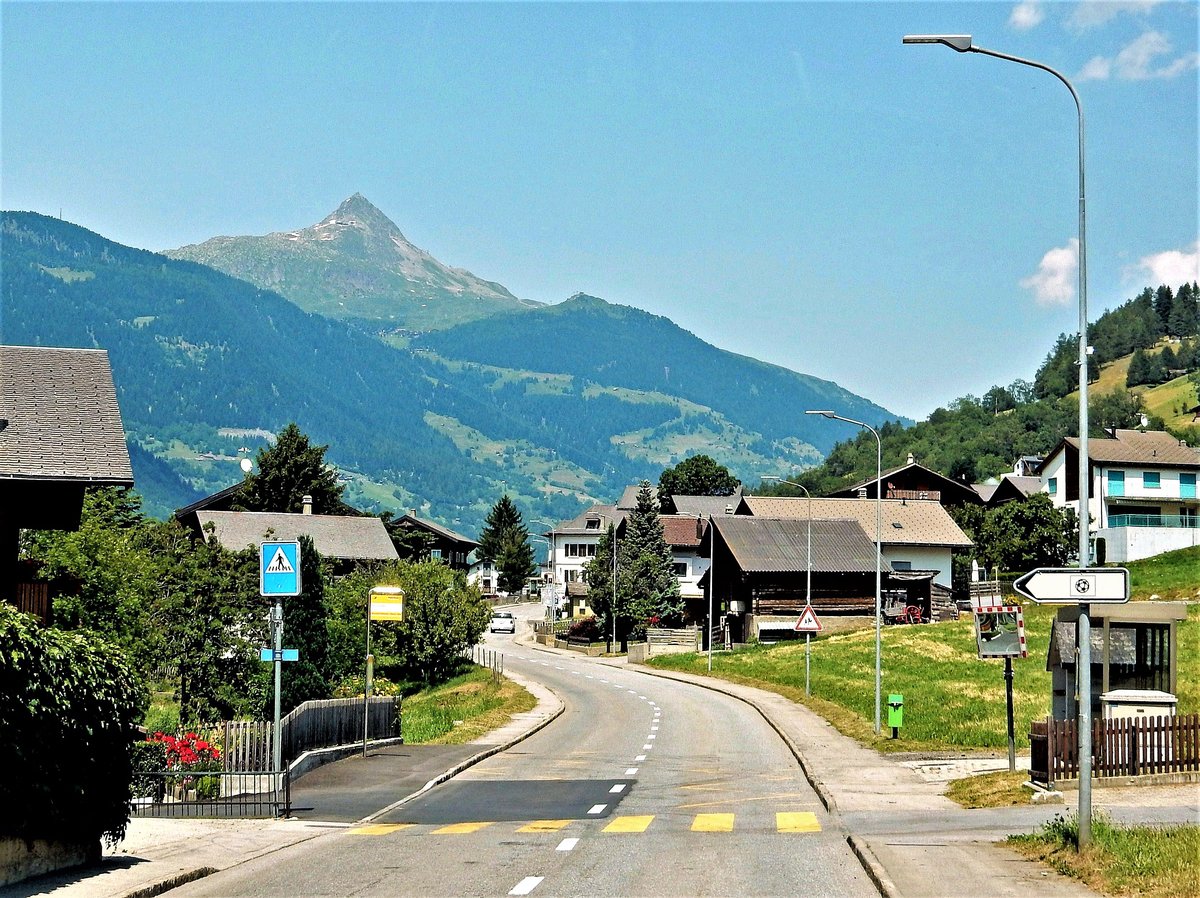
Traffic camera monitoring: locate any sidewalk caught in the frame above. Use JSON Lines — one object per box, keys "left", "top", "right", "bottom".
{"left": 13, "top": 665, "right": 561, "bottom": 898}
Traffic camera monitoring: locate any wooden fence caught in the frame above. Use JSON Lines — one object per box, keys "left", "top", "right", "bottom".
{"left": 1030, "top": 713, "right": 1200, "bottom": 786}
{"left": 281, "top": 696, "right": 399, "bottom": 763}
{"left": 646, "top": 627, "right": 701, "bottom": 656}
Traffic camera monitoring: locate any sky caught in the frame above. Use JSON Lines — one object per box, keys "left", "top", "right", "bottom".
{"left": 2, "top": 1, "right": 1197, "bottom": 420}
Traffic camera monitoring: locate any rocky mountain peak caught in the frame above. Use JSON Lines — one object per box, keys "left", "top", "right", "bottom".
{"left": 320, "top": 193, "right": 406, "bottom": 241}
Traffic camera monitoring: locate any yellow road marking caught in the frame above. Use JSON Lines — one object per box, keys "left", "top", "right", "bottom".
{"left": 347, "top": 824, "right": 414, "bottom": 835}
{"left": 432, "top": 822, "right": 493, "bottom": 834}
{"left": 691, "top": 813, "right": 734, "bottom": 832}
{"left": 517, "top": 820, "right": 573, "bottom": 833}
{"left": 603, "top": 815, "right": 654, "bottom": 833}
{"left": 777, "top": 812, "right": 821, "bottom": 833}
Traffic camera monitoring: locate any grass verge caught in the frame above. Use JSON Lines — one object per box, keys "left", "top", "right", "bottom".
{"left": 1008, "top": 813, "right": 1200, "bottom": 898}
{"left": 945, "top": 770, "right": 1034, "bottom": 808}
{"left": 402, "top": 667, "right": 535, "bottom": 745}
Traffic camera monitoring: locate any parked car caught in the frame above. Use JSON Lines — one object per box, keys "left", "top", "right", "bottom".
{"left": 490, "top": 611, "right": 516, "bottom": 634}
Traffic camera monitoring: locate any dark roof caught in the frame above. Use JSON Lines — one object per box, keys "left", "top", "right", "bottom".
{"left": 617, "top": 484, "right": 656, "bottom": 510}
{"left": 549, "top": 504, "right": 625, "bottom": 535}
{"left": 741, "top": 496, "right": 973, "bottom": 548}
{"left": 985, "top": 475, "right": 1043, "bottom": 506}
{"left": 196, "top": 511, "right": 398, "bottom": 561}
{"left": 661, "top": 515, "right": 704, "bottom": 548}
{"left": 396, "top": 513, "right": 479, "bottom": 548}
{"left": 831, "top": 460, "right": 981, "bottom": 504}
{"left": 711, "top": 516, "right": 890, "bottom": 575}
{"left": 0, "top": 346, "right": 133, "bottom": 484}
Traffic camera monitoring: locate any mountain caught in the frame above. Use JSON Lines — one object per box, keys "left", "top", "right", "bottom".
{"left": 2, "top": 211, "right": 904, "bottom": 533}
{"left": 165, "top": 194, "right": 539, "bottom": 332}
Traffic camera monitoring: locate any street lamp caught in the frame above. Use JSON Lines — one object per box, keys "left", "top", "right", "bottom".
{"left": 806, "top": 410, "right": 882, "bottom": 734}
{"left": 902, "top": 31, "right": 1094, "bottom": 845}
{"left": 530, "top": 520, "right": 557, "bottom": 621}
{"left": 762, "top": 475, "right": 814, "bottom": 696}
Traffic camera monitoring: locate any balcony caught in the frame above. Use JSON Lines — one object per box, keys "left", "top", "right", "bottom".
{"left": 1107, "top": 514, "right": 1199, "bottom": 529}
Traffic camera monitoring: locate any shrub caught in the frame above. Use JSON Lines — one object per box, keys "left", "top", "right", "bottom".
{"left": 130, "top": 740, "right": 169, "bottom": 801}
{"left": 0, "top": 604, "right": 147, "bottom": 847}
{"left": 568, "top": 617, "right": 603, "bottom": 642}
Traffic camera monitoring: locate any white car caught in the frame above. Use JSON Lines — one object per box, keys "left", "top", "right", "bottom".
{"left": 489, "top": 611, "right": 516, "bottom": 634}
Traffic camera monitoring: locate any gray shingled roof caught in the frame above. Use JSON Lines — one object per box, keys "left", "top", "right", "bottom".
{"left": 671, "top": 490, "right": 742, "bottom": 517}
{"left": 197, "top": 511, "right": 398, "bottom": 561}
{"left": 712, "top": 516, "right": 889, "bottom": 574}
{"left": 0, "top": 345, "right": 133, "bottom": 483}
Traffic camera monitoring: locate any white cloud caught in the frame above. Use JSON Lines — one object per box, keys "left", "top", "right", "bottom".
{"left": 1131, "top": 240, "right": 1200, "bottom": 286}
{"left": 1077, "top": 30, "right": 1199, "bottom": 80}
{"left": 1009, "top": 2, "right": 1045, "bottom": 31}
{"left": 1021, "top": 239, "right": 1079, "bottom": 306}
{"left": 1068, "top": 1, "right": 1160, "bottom": 30}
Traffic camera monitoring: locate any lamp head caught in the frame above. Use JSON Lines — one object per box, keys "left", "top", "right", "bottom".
{"left": 902, "top": 34, "right": 973, "bottom": 52}
{"left": 805, "top": 409, "right": 837, "bottom": 419}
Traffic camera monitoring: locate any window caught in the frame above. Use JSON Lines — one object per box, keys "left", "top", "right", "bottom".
{"left": 1182, "top": 473, "right": 1197, "bottom": 500}
{"left": 564, "top": 543, "right": 597, "bottom": 558}
{"left": 430, "top": 548, "right": 442, "bottom": 559}
{"left": 564, "top": 569, "right": 578, "bottom": 582}
{"left": 1143, "top": 471, "right": 1161, "bottom": 489}
{"left": 1048, "top": 477, "right": 1057, "bottom": 495}
{"left": 585, "top": 517, "right": 601, "bottom": 530}
{"left": 672, "top": 562, "right": 688, "bottom": 577}
{"left": 1107, "top": 470, "right": 1125, "bottom": 497}
{"left": 892, "top": 560, "right": 912, "bottom": 572}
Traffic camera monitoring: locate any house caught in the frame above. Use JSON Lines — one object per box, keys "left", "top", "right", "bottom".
{"left": 541, "top": 504, "right": 624, "bottom": 614}
{"left": 1038, "top": 428, "right": 1200, "bottom": 562}
{"left": 736, "top": 495, "right": 973, "bottom": 591}
{"left": 975, "top": 474, "right": 1043, "bottom": 507}
{"left": 829, "top": 455, "right": 982, "bottom": 508}
{"left": 389, "top": 511, "right": 478, "bottom": 570}
{"left": 0, "top": 346, "right": 134, "bottom": 622}
{"left": 660, "top": 514, "right": 709, "bottom": 616}
{"left": 181, "top": 505, "right": 398, "bottom": 571}
{"left": 701, "top": 515, "right": 937, "bottom": 644}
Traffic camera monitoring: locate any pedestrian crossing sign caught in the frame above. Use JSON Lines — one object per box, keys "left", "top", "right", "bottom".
{"left": 260, "top": 541, "right": 301, "bottom": 597}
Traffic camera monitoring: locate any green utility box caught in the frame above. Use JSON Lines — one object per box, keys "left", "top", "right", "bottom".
{"left": 887, "top": 694, "right": 904, "bottom": 735}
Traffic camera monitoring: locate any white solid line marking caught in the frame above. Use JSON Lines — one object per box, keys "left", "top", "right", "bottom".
{"left": 557, "top": 838, "right": 579, "bottom": 851}
{"left": 609, "top": 783, "right": 626, "bottom": 794}
{"left": 625, "top": 767, "right": 638, "bottom": 775}
{"left": 510, "top": 876, "right": 544, "bottom": 896}
{"left": 635, "top": 755, "right": 646, "bottom": 761}
{"left": 588, "top": 804, "right": 607, "bottom": 815}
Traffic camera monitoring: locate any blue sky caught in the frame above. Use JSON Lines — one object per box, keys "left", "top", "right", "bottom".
{"left": 3, "top": 2, "right": 1196, "bottom": 420}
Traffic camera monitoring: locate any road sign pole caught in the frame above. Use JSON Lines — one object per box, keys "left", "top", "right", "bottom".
{"left": 805, "top": 633, "right": 811, "bottom": 698}
{"left": 1079, "top": 603, "right": 1093, "bottom": 842}
{"left": 364, "top": 590, "right": 372, "bottom": 759}
{"left": 1005, "top": 656, "right": 1016, "bottom": 773}
{"left": 272, "top": 599, "right": 283, "bottom": 778}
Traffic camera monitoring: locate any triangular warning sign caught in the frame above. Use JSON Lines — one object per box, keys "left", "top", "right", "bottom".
{"left": 265, "top": 547, "right": 295, "bottom": 574}
{"left": 795, "top": 606, "right": 822, "bottom": 633}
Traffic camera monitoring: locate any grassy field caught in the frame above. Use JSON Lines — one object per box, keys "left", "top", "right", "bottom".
{"left": 401, "top": 668, "right": 535, "bottom": 745}
{"left": 1008, "top": 815, "right": 1200, "bottom": 898}
{"left": 648, "top": 547, "right": 1199, "bottom": 752}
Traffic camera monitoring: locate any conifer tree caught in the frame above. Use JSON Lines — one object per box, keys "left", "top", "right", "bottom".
{"left": 616, "top": 481, "right": 683, "bottom": 644}
{"left": 478, "top": 496, "right": 536, "bottom": 594}
{"left": 238, "top": 423, "right": 345, "bottom": 514}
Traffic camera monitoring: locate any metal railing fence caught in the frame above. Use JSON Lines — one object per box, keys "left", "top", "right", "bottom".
{"left": 130, "top": 769, "right": 289, "bottom": 818}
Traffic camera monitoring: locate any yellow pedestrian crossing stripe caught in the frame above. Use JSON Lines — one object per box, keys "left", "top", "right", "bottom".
{"left": 603, "top": 815, "right": 655, "bottom": 833}
{"left": 432, "top": 821, "right": 493, "bottom": 834}
{"left": 776, "top": 812, "right": 821, "bottom": 833}
{"left": 348, "top": 823, "right": 414, "bottom": 835}
{"left": 347, "top": 813, "right": 821, "bottom": 836}
{"left": 691, "top": 813, "right": 735, "bottom": 832}
{"left": 517, "top": 820, "right": 573, "bottom": 833}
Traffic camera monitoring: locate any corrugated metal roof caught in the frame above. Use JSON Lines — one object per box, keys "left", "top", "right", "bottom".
{"left": 197, "top": 511, "right": 398, "bottom": 561}
{"left": 1065, "top": 430, "right": 1200, "bottom": 468}
{"left": 712, "top": 516, "right": 888, "bottom": 574}
{"left": 0, "top": 345, "right": 133, "bottom": 483}
{"left": 741, "top": 496, "right": 973, "bottom": 548}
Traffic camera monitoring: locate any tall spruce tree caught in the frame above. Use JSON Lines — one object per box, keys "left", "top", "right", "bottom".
{"left": 616, "top": 481, "right": 683, "bottom": 645}
{"left": 478, "top": 496, "right": 537, "bottom": 594}
{"left": 238, "top": 423, "right": 346, "bottom": 514}
{"left": 582, "top": 523, "right": 617, "bottom": 645}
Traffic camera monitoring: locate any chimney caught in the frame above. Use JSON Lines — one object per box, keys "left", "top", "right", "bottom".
{"left": 906, "top": 452, "right": 914, "bottom": 465}
{"left": 696, "top": 515, "right": 705, "bottom": 539}
{"left": 724, "top": 504, "right": 734, "bottom": 515}
{"left": 302, "top": 495, "right": 313, "bottom": 515}
{"left": 857, "top": 487, "right": 868, "bottom": 499}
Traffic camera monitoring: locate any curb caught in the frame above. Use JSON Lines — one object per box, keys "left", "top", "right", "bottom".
{"left": 846, "top": 835, "right": 901, "bottom": 898}
{"left": 357, "top": 668, "right": 566, "bottom": 825}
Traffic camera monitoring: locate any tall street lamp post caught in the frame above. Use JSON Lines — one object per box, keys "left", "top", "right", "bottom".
{"left": 530, "top": 520, "right": 556, "bottom": 621}
{"left": 806, "top": 410, "right": 882, "bottom": 734}
{"left": 762, "top": 475, "right": 813, "bottom": 695}
{"left": 902, "top": 32, "right": 1093, "bottom": 845}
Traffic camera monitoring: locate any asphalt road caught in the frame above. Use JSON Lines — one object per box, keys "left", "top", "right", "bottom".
{"left": 172, "top": 608, "right": 876, "bottom": 898}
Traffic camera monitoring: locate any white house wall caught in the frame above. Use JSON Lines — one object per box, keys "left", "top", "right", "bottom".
{"left": 884, "top": 545, "right": 953, "bottom": 588}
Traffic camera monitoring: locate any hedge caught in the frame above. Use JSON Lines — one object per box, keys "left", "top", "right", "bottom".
{"left": 0, "top": 604, "right": 146, "bottom": 847}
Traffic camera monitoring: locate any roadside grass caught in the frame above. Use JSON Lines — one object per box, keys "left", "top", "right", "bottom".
{"left": 1008, "top": 814, "right": 1200, "bottom": 898}
{"left": 945, "top": 770, "right": 1034, "bottom": 808}
{"left": 1128, "top": 545, "right": 1200, "bottom": 602}
{"left": 401, "top": 668, "right": 535, "bottom": 745}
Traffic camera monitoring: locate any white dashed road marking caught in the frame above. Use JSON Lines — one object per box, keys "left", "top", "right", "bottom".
{"left": 510, "top": 876, "right": 543, "bottom": 896}
{"left": 557, "top": 838, "right": 579, "bottom": 851}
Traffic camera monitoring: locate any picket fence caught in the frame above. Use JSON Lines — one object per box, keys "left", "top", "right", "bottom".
{"left": 1030, "top": 713, "right": 1200, "bottom": 786}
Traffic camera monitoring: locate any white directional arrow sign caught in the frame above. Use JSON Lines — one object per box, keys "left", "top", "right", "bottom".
{"left": 1012, "top": 567, "right": 1129, "bottom": 605}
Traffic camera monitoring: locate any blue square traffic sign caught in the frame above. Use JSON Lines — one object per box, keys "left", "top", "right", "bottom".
{"left": 260, "top": 541, "right": 302, "bottom": 597}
